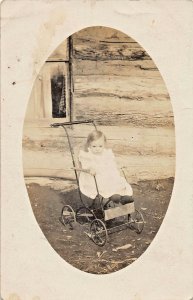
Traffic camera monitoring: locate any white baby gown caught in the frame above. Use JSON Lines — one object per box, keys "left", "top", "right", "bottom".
{"left": 78, "top": 148, "right": 133, "bottom": 199}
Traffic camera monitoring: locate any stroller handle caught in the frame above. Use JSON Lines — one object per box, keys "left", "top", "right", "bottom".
{"left": 50, "top": 119, "right": 96, "bottom": 128}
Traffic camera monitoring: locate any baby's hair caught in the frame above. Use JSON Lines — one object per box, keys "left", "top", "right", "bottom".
{"left": 85, "top": 130, "right": 107, "bottom": 152}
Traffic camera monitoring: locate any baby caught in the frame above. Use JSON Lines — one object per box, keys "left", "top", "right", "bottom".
{"left": 78, "top": 130, "right": 133, "bottom": 206}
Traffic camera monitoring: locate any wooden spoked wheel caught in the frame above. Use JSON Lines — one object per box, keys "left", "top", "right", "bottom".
{"left": 61, "top": 205, "right": 76, "bottom": 229}
{"left": 90, "top": 219, "right": 108, "bottom": 246}
{"left": 128, "top": 209, "right": 144, "bottom": 234}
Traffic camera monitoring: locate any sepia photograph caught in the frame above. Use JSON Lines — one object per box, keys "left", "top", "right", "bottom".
{"left": 23, "top": 26, "right": 175, "bottom": 274}
{"left": 2, "top": 1, "right": 193, "bottom": 299}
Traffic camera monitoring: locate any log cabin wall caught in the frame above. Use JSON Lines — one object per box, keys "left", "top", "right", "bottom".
{"left": 72, "top": 27, "right": 173, "bottom": 128}
{"left": 23, "top": 26, "right": 175, "bottom": 183}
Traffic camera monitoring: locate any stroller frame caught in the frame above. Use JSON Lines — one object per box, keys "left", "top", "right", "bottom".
{"left": 51, "top": 120, "right": 144, "bottom": 246}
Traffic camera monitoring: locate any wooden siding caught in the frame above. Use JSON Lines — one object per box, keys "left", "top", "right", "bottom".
{"left": 72, "top": 27, "right": 150, "bottom": 61}
{"left": 72, "top": 27, "right": 172, "bottom": 128}
{"left": 23, "top": 123, "right": 175, "bottom": 182}
{"left": 23, "top": 26, "right": 175, "bottom": 182}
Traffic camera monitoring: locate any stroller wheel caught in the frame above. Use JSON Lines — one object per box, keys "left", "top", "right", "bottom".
{"left": 61, "top": 205, "right": 76, "bottom": 229}
{"left": 76, "top": 207, "right": 94, "bottom": 225}
{"left": 128, "top": 209, "right": 144, "bottom": 234}
{"left": 90, "top": 219, "right": 108, "bottom": 246}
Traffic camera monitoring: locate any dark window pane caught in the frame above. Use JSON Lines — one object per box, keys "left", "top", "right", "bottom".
{"left": 51, "top": 74, "right": 66, "bottom": 118}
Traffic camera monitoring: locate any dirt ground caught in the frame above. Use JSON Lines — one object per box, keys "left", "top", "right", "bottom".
{"left": 26, "top": 177, "right": 174, "bottom": 274}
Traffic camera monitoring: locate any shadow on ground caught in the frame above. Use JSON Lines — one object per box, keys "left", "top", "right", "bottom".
{"left": 26, "top": 177, "right": 174, "bottom": 274}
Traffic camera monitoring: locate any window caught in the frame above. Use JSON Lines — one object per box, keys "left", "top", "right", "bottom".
{"left": 51, "top": 73, "right": 66, "bottom": 118}
{"left": 26, "top": 38, "right": 71, "bottom": 122}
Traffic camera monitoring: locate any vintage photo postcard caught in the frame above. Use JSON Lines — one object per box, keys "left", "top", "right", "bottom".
{"left": 1, "top": 1, "right": 193, "bottom": 300}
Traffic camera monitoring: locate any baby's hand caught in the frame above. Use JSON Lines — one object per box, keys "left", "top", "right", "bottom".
{"left": 89, "top": 168, "right": 96, "bottom": 176}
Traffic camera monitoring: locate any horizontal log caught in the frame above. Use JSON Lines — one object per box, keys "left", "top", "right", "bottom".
{"left": 73, "top": 75, "right": 169, "bottom": 99}
{"left": 74, "top": 97, "right": 172, "bottom": 114}
{"left": 74, "top": 113, "right": 173, "bottom": 127}
{"left": 73, "top": 59, "right": 159, "bottom": 76}
{"left": 23, "top": 122, "right": 175, "bottom": 137}
{"left": 23, "top": 150, "right": 175, "bottom": 183}
{"left": 23, "top": 136, "right": 175, "bottom": 156}
{"left": 72, "top": 42, "right": 146, "bottom": 60}
{"left": 72, "top": 26, "right": 149, "bottom": 61}
{"left": 73, "top": 43, "right": 150, "bottom": 61}
{"left": 23, "top": 124, "right": 175, "bottom": 156}
{"left": 73, "top": 97, "right": 173, "bottom": 127}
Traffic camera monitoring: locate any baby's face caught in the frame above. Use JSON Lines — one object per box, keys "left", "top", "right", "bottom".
{"left": 89, "top": 137, "right": 105, "bottom": 155}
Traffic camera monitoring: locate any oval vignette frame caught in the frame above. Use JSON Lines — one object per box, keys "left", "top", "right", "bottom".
{"left": 2, "top": 2, "right": 193, "bottom": 300}
{"left": 23, "top": 25, "right": 175, "bottom": 275}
